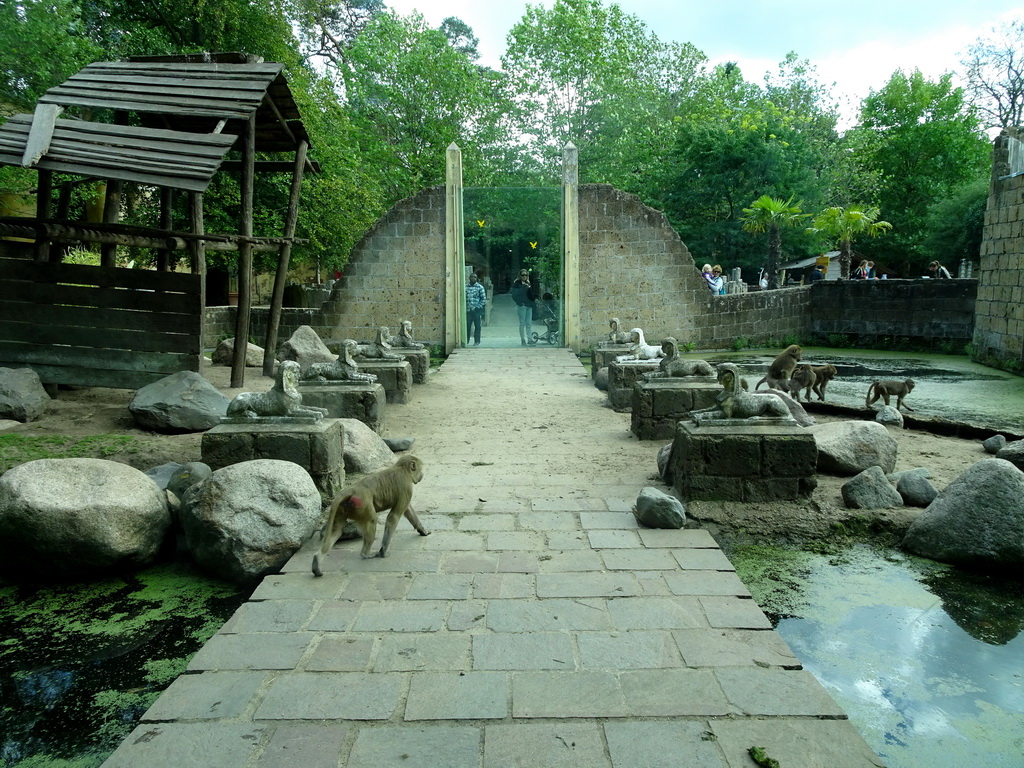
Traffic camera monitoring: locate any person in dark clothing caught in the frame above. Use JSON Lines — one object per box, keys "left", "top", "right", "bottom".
{"left": 510, "top": 269, "right": 535, "bottom": 345}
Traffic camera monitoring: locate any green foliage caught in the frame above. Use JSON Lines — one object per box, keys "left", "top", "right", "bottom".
{"left": 809, "top": 205, "right": 891, "bottom": 278}
{"left": 748, "top": 746, "right": 781, "bottom": 768}
{"left": 923, "top": 180, "right": 988, "bottom": 267}
{"left": 741, "top": 195, "right": 807, "bottom": 289}
{"left": 850, "top": 70, "right": 990, "bottom": 274}
{"left": 732, "top": 337, "right": 748, "bottom": 351}
{"left": 0, "top": 435, "right": 142, "bottom": 474}
{"left": 961, "top": 19, "right": 1024, "bottom": 130}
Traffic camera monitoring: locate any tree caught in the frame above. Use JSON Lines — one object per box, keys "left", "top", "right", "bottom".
{"left": 923, "top": 180, "right": 988, "bottom": 268}
{"left": 961, "top": 19, "right": 1024, "bottom": 130}
{"left": 810, "top": 205, "right": 892, "bottom": 279}
{"left": 850, "top": 70, "right": 989, "bottom": 273}
{"left": 740, "top": 196, "right": 807, "bottom": 289}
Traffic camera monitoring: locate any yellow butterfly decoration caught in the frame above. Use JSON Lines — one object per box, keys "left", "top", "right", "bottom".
{"left": 477, "top": 220, "right": 485, "bottom": 227}
{"left": 529, "top": 241, "right": 538, "bottom": 249}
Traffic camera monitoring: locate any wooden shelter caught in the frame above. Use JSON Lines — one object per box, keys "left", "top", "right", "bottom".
{"left": 0, "top": 52, "right": 314, "bottom": 389}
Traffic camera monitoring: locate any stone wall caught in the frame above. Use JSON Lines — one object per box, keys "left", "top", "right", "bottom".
{"left": 973, "top": 128, "right": 1024, "bottom": 369}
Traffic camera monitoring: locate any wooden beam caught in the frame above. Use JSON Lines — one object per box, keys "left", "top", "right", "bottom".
{"left": 22, "top": 104, "right": 62, "bottom": 167}
{"left": 34, "top": 169, "right": 52, "bottom": 262}
{"left": 263, "top": 139, "right": 307, "bottom": 377}
{"left": 157, "top": 187, "right": 173, "bottom": 271}
{"left": 230, "top": 112, "right": 256, "bottom": 388}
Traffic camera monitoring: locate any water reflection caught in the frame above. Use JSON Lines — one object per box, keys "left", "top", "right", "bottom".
{"left": 773, "top": 547, "right": 1024, "bottom": 768}
{"left": 700, "top": 349, "right": 1024, "bottom": 432}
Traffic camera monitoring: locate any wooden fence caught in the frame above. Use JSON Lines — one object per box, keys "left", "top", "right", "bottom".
{"left": 0, "top": 257, "right": 203, "bottom": 389}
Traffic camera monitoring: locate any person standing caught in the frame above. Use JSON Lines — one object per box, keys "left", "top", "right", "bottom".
{"left": 466, "top": 272, "right": 486, "bottom": 346}
{"left": 707, "top": 265, "right": 725, "bottom": 294}
{"left": 511, "top": 269, "right": 535, "bottom": 345}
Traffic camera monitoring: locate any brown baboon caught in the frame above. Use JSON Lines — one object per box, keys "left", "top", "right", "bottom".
{"left": 312, "top": 455, "right": 429, "bottom": 576}
{"left": 866, "top": 379, "right": 915, "bottom": 412}
{"left": 754, "top": 344, "right": 803, "bottom": 391}
{"left": 808, "top": 364, "right": 838, "bottom": 401}
{"left": 783, "top": 364, "right": 817, "bottom": 401}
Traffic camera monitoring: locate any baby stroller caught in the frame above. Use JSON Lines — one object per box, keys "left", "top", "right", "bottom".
{"left": 530, "top": 297, "right": 560, "bottom": 345}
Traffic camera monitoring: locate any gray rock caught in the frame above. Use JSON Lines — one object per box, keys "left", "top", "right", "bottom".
{"left": 212, "top": 338, "right": 265, "bottom": 367}
{"left": 773, "top": 390, "right": 815, "bottom": 427}
{"left": 278, "top": 325, "right": 336, "bottom": 370}
{"left": 896, "top": 472, "right": 938, "bottom": 507}
{"left": 887, "top": 467, "right": 932, "bottom": 484}
{"left": 0, "top": 458, "right": 170, "bottom": 578}
{"left": 129, "top": 371, "right": 230, "bottom": 432}
{"left": 168, "top": 462, "right": 212, "bottom": 500}
{"left": 657, "top": 443, "right": 673, "bottom": 483}
{"left": 983, "top": 434, "right": 1007, "bottom": 455}
{"left": 633, "top": 487, "right": 686, "bottom": 529}
{"left": 384, "top": 436, "right": 416, "bottom": 452}
{"left": 841, "top": 466, "right": 904, "bottom": 509}
{"left": 594, "top": 367, "right": 609, "bottom": 391}
{"left": 902, "top": 458, "right": 1024, "bottom": 566}
{"left": 180, "top": 459, "right": 321, "bottom": 583}
{"left": 343, "top": 419, "right": 396, "bottom": 473}
{"left": 145, "top": 461, "right": 183, "bottom": 491}
{"left": 995, "top": 439, "right": 1024, "bottom": 470}
{"left": 0, "top": 366, "right": 50, "bottom": 422}
{"left": 810, "top": 420, "right": 898, "bottom": 475}
{"left": 875, "top": 405, "right": 904, "bottom": 429}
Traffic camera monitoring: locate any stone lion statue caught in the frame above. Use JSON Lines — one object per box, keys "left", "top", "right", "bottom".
{"left": 355, "top": 326, "right": 402, "bottom": 361}
{"left": 225, "top": 361, "right": 328, "bottom": 421}
{"left": 302, "top": 340, "right": 378, "bottom": 383}
{"left": 692, "top": 362, "right": 791, "bottom": 421}
{"left": 392, "top": 320, "right": 425, "bottom": 349}
{"left": 642, "top": 338, "right": 715, "bottom": 380}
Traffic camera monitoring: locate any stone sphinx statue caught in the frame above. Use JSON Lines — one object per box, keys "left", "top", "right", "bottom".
{"left": 355, "top": 326, "right": 402, "bottom": 361}
{"left": 607, "top": 317, "right": 638, "bottom": 345}
{"left": 642, "top": 338, "right": 715, "bottom": 380}
{"left": 302, "top": 340, "right": 378, "bottom": 383}
{"left": 614, "top": 327, "right": 666, "bottom": 362}
{"left": 392, "top": 320, "right": 425, "bottom": 349}
{"left": 691, "top": 362, "right": 792, "bottom": 423}
{"left": 224, "top": 361, "right": 328, "bottom": 422}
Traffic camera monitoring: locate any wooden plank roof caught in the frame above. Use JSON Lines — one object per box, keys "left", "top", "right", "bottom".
{"left": 0, "top": 114, "right": 237, "bottom": 192}
{"left": 38, "top": 59, "right": 308, "bottom": 151}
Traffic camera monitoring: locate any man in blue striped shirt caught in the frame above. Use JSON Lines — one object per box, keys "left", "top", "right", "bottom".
{"left": 466, "top": 272, "right": 486, "bottom": 346}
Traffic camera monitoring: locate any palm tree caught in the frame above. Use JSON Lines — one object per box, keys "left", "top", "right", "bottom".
{"left": 810, "top": 206, "right": 893, "bottom": 279}
{"left": 740, "top": 196, "right": 807, "bottom": 290}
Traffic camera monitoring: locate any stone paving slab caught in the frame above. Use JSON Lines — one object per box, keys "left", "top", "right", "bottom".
{"left": 102, "top": 349, "right": 883, "bottom": 768}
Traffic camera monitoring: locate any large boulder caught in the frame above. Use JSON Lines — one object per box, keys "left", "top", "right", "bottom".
{"left": 895, "top": 471, "right": 938, "bottom": 507}
{"left": 594, "top": 367, "right": 609, "bottom": 392}
{"left": 279, "top": 325, "right": 336, "bottom": 370}
{"left": 212, "top": 338, "right": 265, "bottom": 367}
{"left": 634, "top": 487, "right": 686, "bottom": 529}
{"left": 0, "top": 458, "right": 170, "bottom": 579}
{"left": 129, "top": 371, "right": 229, "bottom": 432}
{"left": 841, "top": 466, "right": 903, "bottom": 509}
{"left": 343, "top": 419, "right": 395, "bottom": 473}
{"left": 874, "top": 405, "right": 904, "bottom": 429}
{"left": 983, "top": 434, "right": 1007, "bottom": 455}
{"left": 180, "top": 459, "right": 321, "bottom": 584}
{"left": 809, "top": 420, "right": 897, "bottom": 475}
{"left": 996, "top": 439, "right": 1024, "bottom": 471}
{"left": 902, "top": 458, "right": 1024, "bottom": 566}
{"left": 0, "top": 366, "right": 50, "bottom": 422}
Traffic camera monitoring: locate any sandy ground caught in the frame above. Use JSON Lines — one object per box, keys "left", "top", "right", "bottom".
{"left": 0, "top": 358, "right": 995, "bottom": 543}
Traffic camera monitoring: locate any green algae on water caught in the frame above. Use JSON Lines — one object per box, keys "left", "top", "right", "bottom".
{"left": 727, "top": 543, "right": 815, "bottom": 621}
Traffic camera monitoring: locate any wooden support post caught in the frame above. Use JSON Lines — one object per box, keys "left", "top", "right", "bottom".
{"left": 230, "top": 113, "right": 256, "bottom": 388}
{"left": 99, "top": 179, "right": 122, "bottom": 268}
{"left": 34, "top": 169, "right": 52, "bottom": 262}
{"left": 157, "top": 187, "right": 174, "bottom": 271}
{"left": 263, "top": 140, "right": 308, "bottom": 377}
{"left": 189, "top": 190, "right": 206, "bottom": 373}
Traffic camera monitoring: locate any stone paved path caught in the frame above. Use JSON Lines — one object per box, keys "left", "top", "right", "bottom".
{"left": 102, "top": 348, "right": 884, "bottom": 767}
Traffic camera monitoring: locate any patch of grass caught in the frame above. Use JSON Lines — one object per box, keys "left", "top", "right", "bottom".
{"left": 732, "top": 336, "right": 748, "bottom": 351}
{"left": 0, "top": 434, "right": 140, "bottom": 474}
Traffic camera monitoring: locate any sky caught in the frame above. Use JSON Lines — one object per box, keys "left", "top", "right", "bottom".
{"left": 383, "top": 0, "right": 1023, "bottom": 125}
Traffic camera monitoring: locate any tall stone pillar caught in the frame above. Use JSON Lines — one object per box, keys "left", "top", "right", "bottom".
{"left": 562, "top": 143, "right": 581, "bottom": 353}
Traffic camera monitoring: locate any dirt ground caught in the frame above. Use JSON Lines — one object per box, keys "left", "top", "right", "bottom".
{"left": 0, "top": 360, "right": 995, "bottom": 543}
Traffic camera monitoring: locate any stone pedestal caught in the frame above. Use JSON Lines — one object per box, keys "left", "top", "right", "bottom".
{"left": 631, "top": 378, "right": 720, "bottom": 440}
{"left": 591, "top": 344, "right": 633, "bottom": 379}
{"left": 201, "top": 418, "right": 345, "bottom": 499}
{"left": 668, "top": 420, "right": 817, "bottom": 502}
{"left": 392, "top": 348, "right": 430, "bottom": 384}
{"left": 298, "top": 383, "right": 385, "bottom": 432}
{"left": 353, "top": 360, "right": 412, "bottom": 403}
{"left": 608, "top": 359, "right": 662, "bottom": 412}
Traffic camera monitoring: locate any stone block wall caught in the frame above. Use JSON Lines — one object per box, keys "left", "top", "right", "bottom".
{"left": 973, "top": 129, "right": 1024, "bottom": 369}
{"left": 694, "top": 286, "right": 810, "bottom": 349}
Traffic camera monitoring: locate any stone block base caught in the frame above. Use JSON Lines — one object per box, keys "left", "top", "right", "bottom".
{"left": 353, "top": 360, "right": 412, "bottom": 403}
{"left": 669, "top": 420, "right": 817, "bottom": 502}
{"left": 298, "top": 383, "right": 385, "bottom": 433}
{"left": 392, "top": 348, "right": 430, "bottom": 384}
{"left": 201, "top": 418, "right": 345, "bottom": 499}
{"left": 631, "top": 379, "right": 720, "bottom": 440}
{"left": 591, "top": 344, "right": 633, "bottom": 379}
{"left": 608, "top": 360, "right": 662, "bottom": 412}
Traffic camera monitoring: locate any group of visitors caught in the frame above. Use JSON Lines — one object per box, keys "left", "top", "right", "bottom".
{"left": 701, "top": 264, "right": 726, "bottom": 295}
{"left": 464, "top": 267, "right": 546, "bottom": 346}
